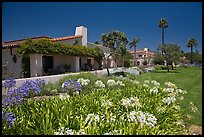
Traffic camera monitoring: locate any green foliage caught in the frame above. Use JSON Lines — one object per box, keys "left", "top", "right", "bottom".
{"left": 154, "top": 65, "right": 167, "bottom": 70}
{"left": 184, "top": 52, "right": 202, "bottom": 64}
{"left": 123, "top": 51, "right": 133, "bottom": 67}
{"left": 2, "top": 74, "right": 189, "bottom": 135}
{"left": 17, "top": 38, "right": 103, "bottom": 61}
{"left": 153, "top": 53, "right": 164, "bottom": 65}
{"left": 136, "top": 66, "right": 202, "bottom": 126}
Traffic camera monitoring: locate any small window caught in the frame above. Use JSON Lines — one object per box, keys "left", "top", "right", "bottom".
{"left": 138, "top": 55, "right": 142, "bottom": 57}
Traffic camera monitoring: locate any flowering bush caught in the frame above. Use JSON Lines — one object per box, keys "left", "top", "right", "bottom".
{"left": 2, "top": 74, "right": 194, "bottom": 135}
{"left": 77, "top": 78, "right": 90, "bottom": 86}
{"left": 62, "top": 79, "right": 81, "bottom": 95}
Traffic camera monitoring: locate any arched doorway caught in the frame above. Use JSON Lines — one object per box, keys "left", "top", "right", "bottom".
{"left": 137, "top": 61, "right": 140, "bottom": 66}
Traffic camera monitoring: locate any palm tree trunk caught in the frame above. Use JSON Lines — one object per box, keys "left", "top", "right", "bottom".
{"left": 190, "top": 46, "right": 193, "bottom": 64}
{"left": 134, "top": 46, "right": 136, "bottom": 66}
{"left": 162, "top": 28, "right": 164, "bottom": 55}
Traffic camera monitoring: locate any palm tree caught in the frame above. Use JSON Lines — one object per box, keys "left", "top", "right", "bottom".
{"left": 129, "top": 38, "right": 140, "bottom": 66}
{"left": 186, "top": 38, "right": 198, "bottom": 64}
{"left": 159, "top": 18, "right": 168, "bottom": 54}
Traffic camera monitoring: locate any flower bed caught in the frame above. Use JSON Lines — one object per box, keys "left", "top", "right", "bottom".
{"left": 2, "top": 73, "right": 193, "bottom": 135}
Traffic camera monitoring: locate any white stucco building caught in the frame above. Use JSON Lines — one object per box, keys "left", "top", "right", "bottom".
{"left": 2, "top": 26, "right": 116, "bottom": 79}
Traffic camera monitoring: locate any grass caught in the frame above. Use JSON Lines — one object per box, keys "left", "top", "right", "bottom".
{"left": 135, "top": 66, "right": 202, "bottom": 127}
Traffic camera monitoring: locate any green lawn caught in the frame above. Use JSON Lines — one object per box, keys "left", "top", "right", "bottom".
{"left": 135, "top": 66, "right": 202, "bottom": 126}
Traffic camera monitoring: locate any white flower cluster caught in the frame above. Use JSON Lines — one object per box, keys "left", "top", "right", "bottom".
{"left": 101, "top": 99, "right": 113, "bottom": 108}
{"left": 143, "top": 84, "right": 149, "bottom": 87}
{"left": 189, "top": 101, "right": 198, "bottom": 112}
{"left": 54, "top": 127, "right": 86, "bottom": 135}
{"left": 85, "top": 113, "right": 100, "bottom": 124}
{"left": 77, "top": 78, "right": 90, "bottom": 86}
{"left": 107, "top": 79, "right": 125, "bottom": 87}
{"left": 150, "top": 87, "right": 159, "bottom": 94}
{"left": 144, "top": 80, "right": 150, "bottom": 84}
{"left": 175, "top": 89, "right": 187, "bottom": 94}
{"left": 116, "top": 81, "right": 125, "bottom": 86}
{"left": 164, "top": 81, "right": 177, "bottom": 89}
{"left": 59, "top": 93, "right": 70, "bottom": 100}
{"left": 151, "top": 80, "right": 160, "bottom": 87}
{"left": 54, "top": 127, "right": 75, "bottom": 135}
{"left": 127, "top": 111, "right": 157, "bottom": 127}
{"left": 132, "top": 80, "right": 140, "bottom": 85}
{"left": 101, "top": 112, "right": 116, "bottom": 123}
{"left": 162, "top": 96, "right": 176, "bottom": 105}
{"left": 121, "top": 97, "right": 141, "bottom": 109}
{"left": 95, "top": 80, "right": 105, "bottom": 88}
{"left": 104, "top": 130, "right": 119, "bottom": 135}
{"left": 163, "top": 88, "right": 175, "bottom": 93}
{"left": 107, "top": 79, "right": 117, "bottom": 86}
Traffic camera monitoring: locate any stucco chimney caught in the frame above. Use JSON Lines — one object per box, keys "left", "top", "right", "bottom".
{"left": 75, "top": 26, "right": 87, "bottom": 46}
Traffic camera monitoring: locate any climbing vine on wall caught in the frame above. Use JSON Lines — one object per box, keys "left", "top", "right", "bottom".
{"left": 17, "top": 38, "right": 103, "bottom": 60}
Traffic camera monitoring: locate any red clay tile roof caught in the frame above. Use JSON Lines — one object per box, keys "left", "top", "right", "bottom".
{"left": 2, "top": 36, "right": 52, "bottom": 48}
{"left": 51, "top": 35, "right": 83, "bottom": 42}
{"left": 2, "top": 35, "right": 83, "bottom": 48}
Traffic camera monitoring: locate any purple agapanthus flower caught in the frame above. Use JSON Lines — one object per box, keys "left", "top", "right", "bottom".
{"left": 2, "top": 111, "right": 16, "bottom": 128}
{"left": 62, "top": 79, "right": 81, "bottom": 93}
{"left": 3, "top": 77, "right": 16, "bottom": 89}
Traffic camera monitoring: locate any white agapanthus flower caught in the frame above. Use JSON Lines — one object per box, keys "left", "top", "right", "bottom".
{"left": 121, "top": 98, "right": 131, "bottom": 108}
{"left": 54, "top": 127, "right": 75, "bottom": 135}
{"left": 121, "top": 97, "right": 141, "bottom": 109}
{"left": 136, "top": 111, "right": 146, "bottom": 123}
{"left": 144, "top": 80, "right": 150, "bottom": 84}
{"left": 151, "top": 80, "right": 160, "bottom": 87}
{"left": 162, "top": 96, "right": 176, "bottom": 105}
{"left": 150, "top": 87, "right": 159, "bottom": 94}
{"left": 133, "top": 80, "right": 140, "bottom": 85}
{"left": 143, "top": 84, "right": 149, "bottom": 87}
{"left": 95, "top": 80, "right": 105, "bottom": 88}
{"left": 164, "top": 81, "right": 177, "bottom": 89}
{"left": 129, "top": 110, "right": 137, "bottom": 122}
{"left": 116, "top": 81, "right": 125, "bottom": 86}
{"left": 101, "top": 99, "right": 113, "bottom": 108}
{"left": 85, "top": 113, "right": 100, "bottom": 124}
{"left": 107, "top": 79, "right": 117, "bottom": 87}
{"left": 163, "top": 88, "right": 174, "bottom": 93}
{"left": 77, "top": 78, "right": 90, "bottom": 86}
{"left": 189, "top": 101, "right": 198, "bottom": 112}
{"left": 145, "top": 112, "right": 157, "bottom": 127}
{"left": 59, "top": 93, "right": 70, "bottom": 100}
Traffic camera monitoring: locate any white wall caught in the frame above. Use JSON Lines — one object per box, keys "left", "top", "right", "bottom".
{"left": 53, "top": 54, "right": 73, "bottom": 68}
{"left": 2, "top": 48, "right": 23, "bottom": 78}
{"left": 29, "top": 54, "right": 43, "bottom": 77}
{"left": 75, "top": 26, "right": 87, "bottom": 46}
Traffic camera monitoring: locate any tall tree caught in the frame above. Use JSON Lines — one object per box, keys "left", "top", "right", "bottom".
{"left": 161, "top": 44, "right": 182, "bottom": 72}
{"left": 129, "top": 38, "right": 140, "bottom": 66}
{"left": 159, "top": 18, "right": 168, "bottom": 55}
{"left": 186, "top": 38, "right": 198, "bottom": 64}
{"left": 101, "top": 31, "right": 129, "bottom": 76}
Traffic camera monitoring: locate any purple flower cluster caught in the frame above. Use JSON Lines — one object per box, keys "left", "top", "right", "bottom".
{"left": 3, "top": 77, "right": 16, "bottom": 89}
{"left": 3, "top": 78, "right": 46, "bottom": 107}
{"left": 19, "top": 79, "right": 46, "bottom": 97}
{"left": 2, "top": 111, "right": 16, "bottom": 128}
{"left": 62, "top": 79, "right": 81, "bottom": 93}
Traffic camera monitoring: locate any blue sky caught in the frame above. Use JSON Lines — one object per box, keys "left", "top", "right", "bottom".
{"left": 2, "top": 2, "right": 202, "bottom": 53}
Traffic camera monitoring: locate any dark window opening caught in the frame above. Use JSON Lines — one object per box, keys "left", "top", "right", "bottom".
{"left": 42, "top": 56, "right": 53, "bottom": 73}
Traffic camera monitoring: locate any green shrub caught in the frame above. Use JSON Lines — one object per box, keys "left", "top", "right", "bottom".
{"left": 2, "top": 75, "right": 190, "bottom": 135}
